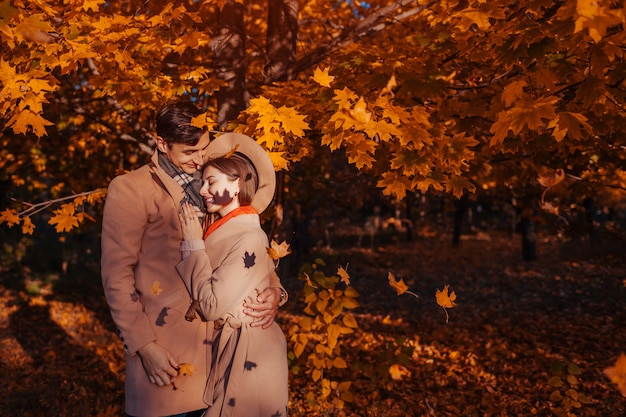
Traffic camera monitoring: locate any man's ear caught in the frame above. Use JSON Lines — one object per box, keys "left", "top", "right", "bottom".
{"left": 155, "top": 136, "right": 168, "bottom": 153}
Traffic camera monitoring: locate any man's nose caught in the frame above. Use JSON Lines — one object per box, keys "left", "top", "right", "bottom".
{"left": 192, "top": 150, "right": 203, "bottom": 165}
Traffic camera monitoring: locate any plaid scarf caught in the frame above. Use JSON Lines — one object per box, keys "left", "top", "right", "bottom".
{"left": 158, "top": 152, "right": 205, "bottom": 219}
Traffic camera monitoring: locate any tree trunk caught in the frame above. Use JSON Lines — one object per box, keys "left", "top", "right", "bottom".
{"left": 265, "top": 0, "right": 298, "bottom": 83}
{"left": 520, "top": 215, "right": 537, "bottom": 262}
{"left": 211, "top": 0, "right": 247, "bottom": 128}
{"left": 452, "top": 194, "right": 467, "bottom": 246}
{"left": 265, "top": 0, "right": 299, "bottom": 234}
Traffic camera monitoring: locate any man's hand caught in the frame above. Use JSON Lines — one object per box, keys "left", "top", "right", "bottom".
{"left": 137, "top": 342, "right": 179, "bottom": 386}
{"left": 243, "top": 287, "right": 281, "bottom": 329}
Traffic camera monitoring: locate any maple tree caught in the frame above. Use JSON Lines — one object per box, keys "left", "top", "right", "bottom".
{"left": 1, "top": 0, "right": 626, "bottom": 406}
{"left": 0, "top": 0, "right": 624, "bottom": 236}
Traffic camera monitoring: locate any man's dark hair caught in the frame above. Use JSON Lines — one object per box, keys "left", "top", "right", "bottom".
{"left": 155, "top": 100, "right": 207, "bottom": 146}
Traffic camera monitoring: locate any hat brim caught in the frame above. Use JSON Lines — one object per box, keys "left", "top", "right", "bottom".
{"left": 206, "top": 132, "right": 276, "bottom": 214}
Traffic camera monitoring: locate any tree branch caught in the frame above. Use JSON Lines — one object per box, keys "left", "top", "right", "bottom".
{"left": 294, "top": 0, "right": 438, "bottom": 74}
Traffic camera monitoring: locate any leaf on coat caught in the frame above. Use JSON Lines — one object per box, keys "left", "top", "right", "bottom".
{"left": 150, "top": 280, "right": 163, "bottom": 295}
{"left": 243, "top": 251, "right": 256, "bottom": 269}
{"left": 178, "top": 362, "right": 196, "bottom": 377}
{"left": 156, "top": 307, "right": 168, "bottom": 327}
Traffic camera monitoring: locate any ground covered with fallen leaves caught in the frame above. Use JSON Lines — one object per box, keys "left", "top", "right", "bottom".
{"left": 1, "top": 230, "right": 625, "bottom": 416}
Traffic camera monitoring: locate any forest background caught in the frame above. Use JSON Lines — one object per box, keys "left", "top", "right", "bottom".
{"left": 1, "top": 0, "right": 626, "bottom": 415}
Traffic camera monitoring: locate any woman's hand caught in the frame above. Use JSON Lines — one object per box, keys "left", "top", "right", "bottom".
{"left": 179, "top": 202, "right": 204, "bottom": 241}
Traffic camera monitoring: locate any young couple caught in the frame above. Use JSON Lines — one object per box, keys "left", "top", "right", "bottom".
{"left": 101, "top": 100, "right": 288, "bottom": 417}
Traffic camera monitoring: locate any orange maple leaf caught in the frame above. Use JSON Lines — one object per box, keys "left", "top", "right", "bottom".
{"left": 337, "top": 264, "right": 350, "bottom": 286}
{"left": 21, "top": 216, "right": 35, "bottom": 235}
{"left": 388, "top": 272, "right": 418, "bottom": 299}
{"left": 49, "top": 208, "right": 80, "bottom": 232}
{"left": 178, "top": 362, "right": 196, "bottom": 377}
{"left": 537, "top": 168, "right": 565, "bottom": 188}
{"left": 604, "top": 353, "right": 626, "bottom": 397}
{"left": 436, "top": 285, "right": 457, "bottom": 323}
{"left": 150, "top": 280, "right": 163, "bottom": 295}
{"left": 312, "top": 66, "right": 334, "bottom": 88}
{"left": 267, "top": 240, "right": 291, "bottom": 261}
{"left": 0, "top": 209, "right": 21, "bottom": 227}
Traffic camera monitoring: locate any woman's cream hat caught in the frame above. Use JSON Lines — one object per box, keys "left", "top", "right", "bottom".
{"left": 206, "top": 132, "right": 276, "bottom": 213}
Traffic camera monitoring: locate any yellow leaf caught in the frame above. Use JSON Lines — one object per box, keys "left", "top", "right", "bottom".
{"left": 337, "top": 264, "right": 350, "bottom": 286}
{"left": 604, "top": 353, "right": 626, "bottom": 397}
{"left": 333, "top": 357, "right": 348, "bottom": 369}
{"left": 178, "top": 362, "right": 196, "bottom": 377}
{"left": 150, "top": 280, "right": 163, "bottom": 295}
{"left": 389, "top": 364, "right": 411, "bottom": 381}
{"left": 82, "top": 0, "right": 105, "bottom": 12}
{"left": 312, "top": 67, "right": 334, "bottom": 88}
{"left": 190, "top": 112, "right": 217, "bottom": 130}
{"left": 333, "top": 87, "right": 359, "bottom": 109}
{"left": 9, "top": 110, "right": 53, "bottom": 137}
{"left": 0, "top": 209, "right": 20, "bottom": 227}
{"left": 268, "top": 151, "right": 289, "bottom": 170}
{"left": 436, "top": 285, "right": 457, "bottom": 309}
{"left": 49, "top": 209, "right": 79, "bottom": 232}
{"left": 21, "top": 216, "right": 35, "bottom": 235}
{"left": 276, "top": 105, "right": 309, "bottom": 136}
{"left": 502, "top": 80, "right": 527, "bottom": 108}
{"left": 349, "top": 97, "right": 371, "bottom": 125}
{"left": 342, "top": 313, "right": 358, "bottom": 329}
{"left": 537, "top": 168, "right": 565, "bottom": 188}
{"left": 267, "top": 240, "right": 291, "bottom": 260}
{"left": 312, "top": 369, "right": 322, "bottom": 382}
{"left": 388, "top": 272, "right": 408, "bottom": 296}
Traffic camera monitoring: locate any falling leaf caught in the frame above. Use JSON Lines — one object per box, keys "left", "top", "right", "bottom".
{"left": 389, "top": 364, "right": 411, "bottom": 381}
{"left": 388, "top": 272, "right": 409, "bottom": 295}
{"left": 337, "top": 264, "right": 350, "bottom": 286}
{"left": 178, "top": 362, "right": 196, "bottom": 377}
{"left": 436, "top": 285, "right": 457, "bottom": 308}
{"left": 604, "top": 353, "right": 626, "bottom": 397}
{"left": 304, "top": 273, "right": 317, "bottom": 288}
{"left": 243, "top": 251, "right": 256, "bottom": 269}
{"left": 538, "top": 168, "right": 565, "bottom": 188}
{"left": 267, "top": 240, "right": 291, "bottom": 260}
{"left": 436, "top": 285, "right": 457, "bottom": 323}
{"left": 150, "top": 280, "right": 163, "bottom": 295}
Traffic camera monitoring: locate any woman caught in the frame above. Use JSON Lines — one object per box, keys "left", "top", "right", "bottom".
{"left": 176, "top": 133, "right": 288, "bottom": 417}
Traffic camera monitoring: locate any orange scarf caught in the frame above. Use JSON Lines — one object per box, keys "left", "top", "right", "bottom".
{"left": 204, "top": 205, "right": 257, "bottom": 239}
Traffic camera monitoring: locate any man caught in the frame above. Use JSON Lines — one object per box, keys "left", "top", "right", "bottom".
{"left": 101, "top": 100, "right": 287, "bottom": 417}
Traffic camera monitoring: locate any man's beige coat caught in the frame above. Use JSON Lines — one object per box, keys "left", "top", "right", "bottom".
{"left": 101, "top": 152, "right": 211, "bottom": 417}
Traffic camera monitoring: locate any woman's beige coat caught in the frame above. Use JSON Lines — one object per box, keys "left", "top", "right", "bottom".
{"left": 176, "top": 213, "right": 289, "bottom": 417}
{"left": 101, "top": 152, "right": 212, "bottom": 417}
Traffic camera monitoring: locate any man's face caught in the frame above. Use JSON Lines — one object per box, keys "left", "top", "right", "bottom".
{"left": 157, "top": 132, "right": 211, "bottom": 175}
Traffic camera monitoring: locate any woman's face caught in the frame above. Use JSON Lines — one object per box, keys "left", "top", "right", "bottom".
{"left": 200, "top": 165, "right": 240, "bottom": 217}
